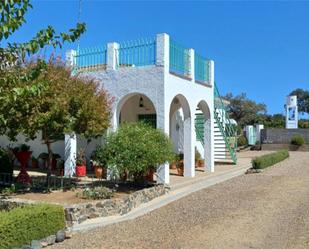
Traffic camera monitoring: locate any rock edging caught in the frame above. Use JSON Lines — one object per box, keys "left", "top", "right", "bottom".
{"left": 64, "top": 184, "right": 168, "bottom": 226}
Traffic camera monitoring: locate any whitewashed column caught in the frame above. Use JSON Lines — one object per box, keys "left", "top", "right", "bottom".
{"left": 204, "top": 116, "right": 215, "bottom": 173}
{"left": 156, "top": 33, "right": 170, "bottom": 73}
{"left": 65, "top": 49, "right": 76, "bottom": 69}
{"left": 189, "top": 48, "right": 195, "bottom": 82}
{"left": 64, "top": 133, "right": 77, "bottom": 177}
{"left": 183, "top": 117, "right": 195, "bottom": 177}
{"left": 107, "top": 42, "right": 119, "bottom": 70}
{"left": 208, "top": 60, "right": 215, "bottom": 86}
{"left": 155, "top": 33, "right": 170, "bottom": 184}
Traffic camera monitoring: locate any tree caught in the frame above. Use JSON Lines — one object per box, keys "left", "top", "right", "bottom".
{"left": 224, "top": 93, "right": 267, "bottom": 128}
{"left": 289, "top": 88, "right": 309, "bottom": 115}
{"left": 0, "top": 0, "right": 86, "bottom": 136}
{"left": 95, "top": 123, "right": 174, "bottom": 183}
{"left": 4, "top": 59, "right": 112, "bottom": 176}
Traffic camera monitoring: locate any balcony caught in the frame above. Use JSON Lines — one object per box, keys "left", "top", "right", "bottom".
{"left": 66, "top": 33, "right": 213, "bottom": 87}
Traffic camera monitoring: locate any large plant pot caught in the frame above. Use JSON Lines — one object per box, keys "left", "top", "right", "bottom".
{"left": 176, "top": 160, "right": 184, "bottom": 176}
{"left": 94, "top": 166, "right": 106, "bottom": 179}
{"left": 198, "top": 159, "right": 204, "bottom": 168}
{"left": 15, "top": 151, "right": 32, "bottom": 184}
{"left": 170, "top": 162, "right": 177, "bottom": 170}
{"left": 76, "top": 165, "right": 86, "bottom": 177}
{"left": 146, "top": 168, "right": 155, "bottom": 182}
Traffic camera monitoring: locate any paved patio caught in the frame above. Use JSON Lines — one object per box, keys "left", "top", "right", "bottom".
{"left": 169, "top": 150, "right": 274, "bottom": 190}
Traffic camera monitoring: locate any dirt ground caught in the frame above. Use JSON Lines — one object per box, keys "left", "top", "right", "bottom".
{"left": 50, "top": 151, "right": 309, "bottom": 249}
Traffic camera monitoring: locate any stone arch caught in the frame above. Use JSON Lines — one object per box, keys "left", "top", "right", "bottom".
{"left": 169, "top": 94, "right": 194, "bottom": 177}
{"left": 114, "top": 92, "right": 157, "bottom": 129}
{"left": 195, "top": 99, "right": 214, "bottom": 173}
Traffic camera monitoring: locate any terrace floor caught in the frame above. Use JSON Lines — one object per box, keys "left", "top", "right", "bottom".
{"left": 169, "top": 150, "right": 274, "bottom": 190}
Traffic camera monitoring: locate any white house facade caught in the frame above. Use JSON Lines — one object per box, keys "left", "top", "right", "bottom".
{"left": 66, "top": 33, "right": 237, "bottom": 184}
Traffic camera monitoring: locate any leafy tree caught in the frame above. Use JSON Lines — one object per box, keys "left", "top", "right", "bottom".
{"left": 224, "top": 93, "right": 267, "bottom": 128}
{"left": 96, "top": 123, "right": 174, "bottom": 183}
{"left": 289, "top": 88, "right": 309, "bottom": 115}
{"left": 3, "top": 59, "right": 112, "bottom": 176}
{"left": 0, "top": 0, "right": 86, "bottom": 136}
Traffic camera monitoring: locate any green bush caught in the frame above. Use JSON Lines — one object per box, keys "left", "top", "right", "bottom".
{"left": 0, "top": 204, "right": 65, "bottom": 249}
{"left": 290, "top": 134, "right": 305, "bottom": 146}
{"left": 237, "top": 135, "right": 248, "bottom": 147}
{"left": 97, "top": 122, "right": 174, "bottom": 181}
{"left": 77, "top": 187, "right": 114, "bottom": 200}
{"left": 0, "top": 148, "right": 13, "bottom": 175}
{"left": 252, "top": 150, "right": 289, "bottom": 169}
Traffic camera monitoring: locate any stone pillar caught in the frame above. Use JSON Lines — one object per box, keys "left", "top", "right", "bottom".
{"left": 107, "top": 42, "right": 119, "bottom": 70}
{"left": 189, "top": 49, "right": 195, "bottom": 82}
{"left": 65, "top": 49, "right": 76, "bottom": 70}
{"left": 208, "top": 60, "right": 215, "bottom": 86}
{"left": 204, "top": 117, "right": 214, "bottom": 172}
{"left": 64, "top": 133, "right": 77, "bottom": 177}
{"left": 156, "top": 33, "right": 170, "bottom": 73}
{"left": 256, "top": 124, "right": 264, "bottom": 142}
{"left": 183, "top": 117, "right": 195, "bottom": 177}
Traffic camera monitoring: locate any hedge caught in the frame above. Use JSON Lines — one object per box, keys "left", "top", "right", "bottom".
{"left": 252, "top": 150, "right": 289, "bottom": 169}
{"left": 0, "top": 204, "right": 65, "bottom": 249}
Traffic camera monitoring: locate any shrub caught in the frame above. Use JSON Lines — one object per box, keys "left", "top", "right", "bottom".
{"left": 0, "top": 204, "right": 65, "bottom": 249}
{"left": 0, "top": 148, "right": 13, "bottom": 175}
{"left": 98, "top": 123, "right": 174, "bottom": 181}
{"left": 252, "top": 150, "right": 289, "bottom": 169}
{"left": 290, "top": 135, "right": 305, "bottom": 146}
{"left": 237, "top": 135, "right": 248, "bottom": 147}
{"left": 77, "top": 187, "right": 114, "bottom": 200}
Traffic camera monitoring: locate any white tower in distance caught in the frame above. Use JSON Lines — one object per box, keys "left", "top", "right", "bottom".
{"left": 285, "top": 95, "right": 298, "bottom": 129}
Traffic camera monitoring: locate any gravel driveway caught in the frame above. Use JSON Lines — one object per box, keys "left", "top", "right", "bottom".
{"left": 51, "top": 151, "right": 309, "bottom": 249}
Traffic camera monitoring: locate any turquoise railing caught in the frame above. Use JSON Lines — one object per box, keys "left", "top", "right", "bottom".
{"left": 214, "top": 83, "right": 237, "bottom": 164}
{"left": 169, "top": 39, "right": 191, "bottom": 77}
{"left": 195, "top": 53, "right": 210, "bottom": 84}
{"left": 118, "top": 38, "right": 156, "bottom": 68}
{"left": 74, "top": 46, "right": 107, "bottom": 72}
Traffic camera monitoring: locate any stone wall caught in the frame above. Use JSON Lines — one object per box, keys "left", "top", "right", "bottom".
{"left": 261, "top": 128, "right": 309, "bottom": 144}
{"left": 64, "top": 184, "right": 168, "bottom": 226}
{"left": 0, "top": 184, "right": 168, "bottom": 227}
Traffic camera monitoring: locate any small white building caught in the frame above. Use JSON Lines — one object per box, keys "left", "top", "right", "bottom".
{"left": 0, "top": 33, "right": 237, "bottom": 185}
{"left": 66, "top": 33, "right": 237, "bottom": 184}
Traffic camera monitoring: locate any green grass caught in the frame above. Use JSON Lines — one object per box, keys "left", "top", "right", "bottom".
{"left": 252, "top": 150, "right": 289, "bottom": 170}
{"left": 0, "top": 204, "right": 65, "bottom": 249}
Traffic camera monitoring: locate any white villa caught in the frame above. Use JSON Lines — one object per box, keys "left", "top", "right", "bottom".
{"left": 0, "top": 33, "right": 237, "bottom": 185}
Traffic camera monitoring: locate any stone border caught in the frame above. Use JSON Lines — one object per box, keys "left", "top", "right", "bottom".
{"left": 0, "top": 184, "right": 169, "bottom": 227}
{"left": 64, "top": 184, "right": 168, "bottom": 226}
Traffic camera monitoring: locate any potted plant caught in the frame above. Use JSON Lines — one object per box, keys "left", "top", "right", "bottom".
{"left": 176, "top": 153, "right": 184, "bottom": 176}
{"left": 198, "top": 159, "right": 204, "bottom": 168}
{"left": 195, "top": 147, "right": 201, "bottom": 168}
{"left": 75, "top": 149, "right": 86, "bottom": 177}
{"left": 31, "top": 156, "right": 39, "bottom": 169}
{"left": 12, "top": 144, "right": 32, "bottom": 184}
{"left": 146, "top": 166, "right": 155, "bottom": 182}
{"left": 90, "top": 159, "right": 106, "bottom": 179}
{"left": 170, "top": 153, "right": 179, "bottom": 170}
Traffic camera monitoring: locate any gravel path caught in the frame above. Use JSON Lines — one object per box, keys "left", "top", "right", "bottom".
{"left": 51, "top": 151, "right": 309, "bottom": 249}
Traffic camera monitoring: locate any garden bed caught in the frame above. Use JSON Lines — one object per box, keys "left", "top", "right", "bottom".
{"left": 0, "top": 183, "right": 168, "bottom": 227}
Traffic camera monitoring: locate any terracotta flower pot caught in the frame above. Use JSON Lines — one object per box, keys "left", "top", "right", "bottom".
{"left": 146, "top": 168, "right": 155, "bottom": 182}
{"left": 170, "top": 162, "right": 177, "bottom": 170}
{"left": 15, "top": 151, "right": 32, "bottom": 184}
{"left": 76, "top": 164, "right": 86, "bottom": 177}
{"left": 94, "top": 166, "right": 106, "bottom": 179}
{"left": 198, "top": 159, "right": 204, "bottom": 168}
{"left": 177, "top": 160, "right": 184, "bottom": 176}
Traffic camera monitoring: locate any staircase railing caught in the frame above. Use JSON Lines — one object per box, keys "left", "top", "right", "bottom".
{"left": 214, "top": 83, "right": 237, "bottom": 164}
